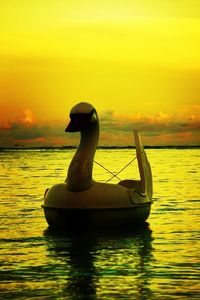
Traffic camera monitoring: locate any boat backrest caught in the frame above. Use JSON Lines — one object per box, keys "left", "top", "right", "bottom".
{"left": 133, "top": 130, "right": 153, "bottom": 200}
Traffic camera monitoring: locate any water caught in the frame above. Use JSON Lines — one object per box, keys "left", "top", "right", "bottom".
{"left": 0, "top": 148, "right": 199, "bottom": 299}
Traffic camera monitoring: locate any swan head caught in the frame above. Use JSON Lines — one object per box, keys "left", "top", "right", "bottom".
{"left": 65, "top": 102, "right": 98, "bottom": 132}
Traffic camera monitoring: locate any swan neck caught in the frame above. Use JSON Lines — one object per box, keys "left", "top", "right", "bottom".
{"left": 67, "top": 121, "right": 99, "bottom": 191}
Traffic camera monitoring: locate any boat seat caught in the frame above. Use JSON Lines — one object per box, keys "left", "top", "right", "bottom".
{"left": 118, "top": 179, "right": 141, "bottom": 190}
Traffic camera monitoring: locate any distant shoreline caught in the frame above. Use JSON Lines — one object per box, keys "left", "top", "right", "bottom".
{"left": 0, "top": 145, "right": 199, "bottom": 150}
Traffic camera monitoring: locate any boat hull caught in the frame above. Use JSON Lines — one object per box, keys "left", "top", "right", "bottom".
{"left": 42, "top": 203, "right": 152, "bottom": 230}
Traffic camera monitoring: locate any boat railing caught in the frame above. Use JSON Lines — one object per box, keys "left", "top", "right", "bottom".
{"left": 94, "top": 156, "right": 137, "bottom": 183}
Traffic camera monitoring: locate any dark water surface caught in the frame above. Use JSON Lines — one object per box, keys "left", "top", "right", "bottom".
{"left": 0, "top": 149, "right": 199, "bottom": 299}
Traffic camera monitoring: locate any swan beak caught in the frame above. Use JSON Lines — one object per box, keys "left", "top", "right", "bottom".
{"left": 65, "top": 120, "right": 80, "bottom": 132}
{"left": 65, "top": 117, "right": 90, "bottom": 132}
{"left": 65, "top": 111, "right": 95, "bottom": 132}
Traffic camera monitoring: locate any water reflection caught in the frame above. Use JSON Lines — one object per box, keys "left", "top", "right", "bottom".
{"left": 1, "top": 149, "right": 199, "bottom": 298}
{"left": 44, "top": 224, "right": 154, "bottom": 299}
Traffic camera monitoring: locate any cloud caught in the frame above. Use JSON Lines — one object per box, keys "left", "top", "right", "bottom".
{"left": 0, "top": 108, "right": 65, "bottom": 147}
{"left": 0, "top": 108, "right": 199, "bottom": 147}
{"left": 99, "top": 109, "right": 200, "bottom": 145}
{"left": 21, "top": 109, "right": 34, "bottom": 125}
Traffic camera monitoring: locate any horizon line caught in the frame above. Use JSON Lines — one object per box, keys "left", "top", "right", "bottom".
{"left": 0, "top": 145, "right": 199, "bottom": 150}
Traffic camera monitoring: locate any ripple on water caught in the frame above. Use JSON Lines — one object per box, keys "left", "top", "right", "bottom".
{"left": 0, "top": 149, "right": 199, "bottom": 299}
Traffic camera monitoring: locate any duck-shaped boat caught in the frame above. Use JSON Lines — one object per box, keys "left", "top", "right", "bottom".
{"left": 42, "top": 102, "right": 153, "bottom": 229}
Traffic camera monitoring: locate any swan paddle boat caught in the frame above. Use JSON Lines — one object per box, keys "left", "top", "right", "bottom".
{"left": 42, "top": 102, "right": 153, "bottom": 229}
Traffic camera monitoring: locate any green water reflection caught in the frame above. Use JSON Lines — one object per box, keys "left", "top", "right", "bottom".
{"left": 44, "top": 225, "right": 153, "bottom": 299}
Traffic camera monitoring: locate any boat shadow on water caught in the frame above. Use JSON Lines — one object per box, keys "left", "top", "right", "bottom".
{"left": 43, "top": 223, "right": 154, "bottom": 299}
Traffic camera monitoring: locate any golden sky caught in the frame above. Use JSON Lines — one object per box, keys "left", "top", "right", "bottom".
{"left": 0, "top": 0, "right": 200, "bottom": 146}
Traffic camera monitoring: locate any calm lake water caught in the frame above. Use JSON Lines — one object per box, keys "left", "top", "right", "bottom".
{"left": 0, "top": 148, "right": 199, "bottom": 299}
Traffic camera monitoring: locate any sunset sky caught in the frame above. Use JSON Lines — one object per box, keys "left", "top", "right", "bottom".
{"left": 0, "top": 0, "right": 200, "bottom": 146}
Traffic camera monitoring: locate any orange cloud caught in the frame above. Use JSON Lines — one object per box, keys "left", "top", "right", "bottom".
{"left": 21, "top": 109, "right": 35, "bottom": 125}
{"left": 1, "top": 122, "right": 12, "bottom": 129}
{"left": 99, "top": 110, "right": 200, "bottom": 146}
{"left": 0, "top": 108, "right": 199, "bottom": 147}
